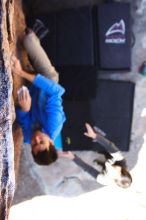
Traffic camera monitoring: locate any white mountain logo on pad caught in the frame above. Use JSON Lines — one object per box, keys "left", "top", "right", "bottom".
{"left": 105, "top": 19, "right": 126, "bottom": 44}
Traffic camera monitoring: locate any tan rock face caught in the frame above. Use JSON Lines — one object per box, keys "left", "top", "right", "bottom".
{"left": 0, "top": 1, "right": 15, "bottom": 219}
{"left": 11, "top": 0, "right": 32, "bottom": 178}
{"left": 12, "top": 0, "right": 25, "bottom": 179}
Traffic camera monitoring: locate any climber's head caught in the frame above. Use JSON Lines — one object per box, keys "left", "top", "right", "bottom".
{"left": 107, "top": 164, "right": 132, "bottom": 188}
{"left": 113, "top": 165, "right": 132, "bottom": 188}
{"left": 31, "top": 130, "right": 58, "bottom": 165}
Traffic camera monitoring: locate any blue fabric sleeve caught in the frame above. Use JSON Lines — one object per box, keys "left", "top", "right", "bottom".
{"left": 43, "top": 95, "right": 66, "bottom": 141}
{"left": 16, "top": 107, "right": 31, "bottom": 144}
{"left": 34, "top": 74, "right": 66, "bottom": 141}
{"left": 33, "top": 74, "right": 65, "bottom": 96}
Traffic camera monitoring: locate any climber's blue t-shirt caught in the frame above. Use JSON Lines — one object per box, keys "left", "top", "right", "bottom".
{"left": 16, "top": 74, "right": 66, "bottom": 150}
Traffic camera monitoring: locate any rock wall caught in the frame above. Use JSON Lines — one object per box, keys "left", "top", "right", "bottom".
{"left": 0, "top": 1, "right": 15, "bottom": 219}
{"left": 0, "top": 0, "right": 28, "bottom": 219}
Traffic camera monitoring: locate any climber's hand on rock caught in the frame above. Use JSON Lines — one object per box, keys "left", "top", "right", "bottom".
{"left": 17, "top": 86, "right": 32, "bottom": 112}
{"left": 11, "top": 55, "right": 24, "bottom": 77}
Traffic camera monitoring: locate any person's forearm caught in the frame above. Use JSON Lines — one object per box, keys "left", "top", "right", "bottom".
{"left": 20, "top": 70, "right": 36, "bottom": 82}
{"left": 93, "top": 134, "right": 120, "bottom": 154}
{"left": 93, "top": 134, "right": 124, "bottom": 161}
{"left": 73, "top": 154, "right": 100, "bottom": 179}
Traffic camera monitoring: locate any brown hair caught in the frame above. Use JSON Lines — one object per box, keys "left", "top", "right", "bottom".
{"left": 115, "top": 167, "right": 132, "bottom": 188}
{"left": 32, "top": 143, "right": 58, "bottom": 165}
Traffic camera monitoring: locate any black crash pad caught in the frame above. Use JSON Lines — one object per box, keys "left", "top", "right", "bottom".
{"left": 95, "top": 2, "right": 131, "bottom": 71}
{"left": 27, "top": 6, "right": 94, "bottom": 66}
{"left": 58, "top": 66, "right": 97, "bottom": 101}
{"left": 62, "top": 80, "right": 135, "bottom": 152}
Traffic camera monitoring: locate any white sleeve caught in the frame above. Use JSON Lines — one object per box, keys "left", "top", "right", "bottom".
{"left": 110, "top": 151, "right": 124, "bottom": 162}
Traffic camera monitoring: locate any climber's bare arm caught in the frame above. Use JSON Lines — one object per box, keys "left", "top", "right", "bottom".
{"left": 11, "top": 55, "right": 35, "bottom": 82}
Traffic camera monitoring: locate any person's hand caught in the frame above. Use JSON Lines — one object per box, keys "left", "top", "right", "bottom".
{"left": 11, "top": 55, "right": 24, "bottom": 77}
{"left": 17, "top": 86, "right": 32, "bottom": 112}
{"left": 57, "top": 151, "right": 75, "bottom": 160}
{"left": 84, "top": 123, "right": 97, "bottom": 139}
{"left": 11, "top": 55, "right": 36, "bottom": 82}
